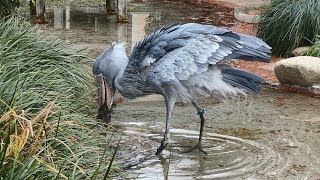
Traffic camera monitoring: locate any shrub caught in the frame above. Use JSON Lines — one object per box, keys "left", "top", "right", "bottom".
{"left": 257, "top": 0, "right": 320, "bottom": 57}
{"left": 306, "top": 35, "right": 320, "bottom": 57}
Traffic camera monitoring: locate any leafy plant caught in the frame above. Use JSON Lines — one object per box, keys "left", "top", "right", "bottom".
{"left": 257, "top": 0, "right": 320, "bottom": 57}
{"left": 306, "top": 35, "right": 320, "bottom": 57}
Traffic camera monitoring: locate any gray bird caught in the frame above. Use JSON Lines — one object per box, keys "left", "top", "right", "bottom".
{"left": 93, "top": 23, "right": 271, "bottom": 155}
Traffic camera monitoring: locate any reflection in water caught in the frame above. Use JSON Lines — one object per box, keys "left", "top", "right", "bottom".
{"left": 51, "top": 7, "right": 150, "bottom": 51}
{"left": 94, "top": 16, "right": 99, "bottom": 31}
{"left": 116, "top": 23, "right": 128, "bottom": 43}
{"left": 65, "top": 5, "right": 70, "bottom": 29}
{"left": 53, "top": 7, "right": 63, "bottom": 28}
{"left": 122, "top": 127, "right": 284, "bottom": 179}
{"left": 128, "top": 12, "right": 150, "bottom": 50}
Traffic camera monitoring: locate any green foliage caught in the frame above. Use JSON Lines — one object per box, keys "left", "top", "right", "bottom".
{"left": 0, "top": 17, "right": 120, "bottom": 179}
{"left": 0, "top": 17, "right": 92, "bottom": 115}
{"left": 0, "top": 0, "right": 20, "bottom": 18}
{"left": 257, "top": 0, "right": 320, "bottom": 57}
{"left": 306, "top": 35, "right": 320, "bottom": 57}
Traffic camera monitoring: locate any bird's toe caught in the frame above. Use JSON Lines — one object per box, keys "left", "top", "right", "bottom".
{"left": 155, "top": 137, "right": 172, "bottom": 155}
{"left": 183, "top": 143, "right": 208, "bottom": 154}
{"left": 155, "top": 142, "right": 168, "bottom": 155}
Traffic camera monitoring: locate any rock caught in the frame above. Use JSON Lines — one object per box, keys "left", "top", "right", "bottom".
{"left": 310, "top": 84, "right": 320, "bottom": 94}
{"left": 292, "top": 46, "right": 310, "bottom": 56}
{"left": 274, "top": 56, "right": 320, "bottom": 86}
{"left": 234, "top": 5, "right": 261, "bottom": 24}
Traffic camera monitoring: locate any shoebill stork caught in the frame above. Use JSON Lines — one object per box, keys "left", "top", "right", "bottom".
{"left": 93, "top": 23, "right": 271, "bottom": 155}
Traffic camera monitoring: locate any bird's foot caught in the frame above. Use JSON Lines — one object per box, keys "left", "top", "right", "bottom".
{"left": 156, "top": 132, "right": 172, "bottom": 155}
{"left": 197, "top": 108, "right": 206, "bottom": 117}
{"left": 156, "top": 140, "right": 169, "bottom": 155}
{"left": 183, "top": 142, "right": 207, "bottom": 154}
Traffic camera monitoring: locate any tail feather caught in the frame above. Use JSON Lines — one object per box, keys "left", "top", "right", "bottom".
{"left": 221, "top": 68, "right": 264, "bottom": 93}
{"left": 220, "top": 33, "right": 272, "bottom": 63}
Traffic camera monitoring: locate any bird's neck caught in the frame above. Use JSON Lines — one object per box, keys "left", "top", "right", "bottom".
{"left": 114, "top": 60, "right": 155, "bottom": 99}
{"left": 114, "top": 60, "right": 127, "bottom": 95}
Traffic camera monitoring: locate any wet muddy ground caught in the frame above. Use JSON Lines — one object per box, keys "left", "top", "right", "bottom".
{"left": 41, "top": 0, "right": 320, "bottom": 179}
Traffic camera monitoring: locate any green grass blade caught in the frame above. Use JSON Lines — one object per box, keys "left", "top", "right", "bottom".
{"left": 104, "top": 134, "right": 122, "bottom": 180}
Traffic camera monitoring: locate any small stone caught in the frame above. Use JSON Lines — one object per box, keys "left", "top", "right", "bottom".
{"left": 310, "top": 84, "right": 320, "bottom": 94}
{"left": 274, "top": 56, "right": 320, "bottom": 86}
{"left": 234, "top": 6, "right": 261, "bottom": 24}
{"left": 292, "top": 46, "right": 310, "bottom": 56}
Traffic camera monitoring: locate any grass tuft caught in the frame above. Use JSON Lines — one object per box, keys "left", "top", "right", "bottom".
{"left": 306, "top": 35, "right": 320, "bottom": 57}
{"left": 0, "top": 17, "right": 93, "bottom": 115}
{"left": 257, "top": 0, "right": 320, "bottom": 57}
{"left": 0, "top": 17, "right": 120, "bottom": 179}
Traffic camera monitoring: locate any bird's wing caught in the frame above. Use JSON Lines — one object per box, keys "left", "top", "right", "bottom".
{"left": 127, "top": 23, "right": 271, "bottom": 86}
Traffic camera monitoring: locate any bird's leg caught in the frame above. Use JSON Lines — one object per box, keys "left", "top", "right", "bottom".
{"left": 155, "top": 96, "right": 176, "bottom": 155}
{"left": 184, "top": 101, "right": 207, "bottom": 154}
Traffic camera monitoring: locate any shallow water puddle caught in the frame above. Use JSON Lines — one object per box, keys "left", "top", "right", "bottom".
{"left": 119, "top": 124, "right": 285, "bottom": 179}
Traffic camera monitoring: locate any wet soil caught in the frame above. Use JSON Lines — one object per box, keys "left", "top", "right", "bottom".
{"left": 41, "top": 0, "right": 320, "bottom": 179}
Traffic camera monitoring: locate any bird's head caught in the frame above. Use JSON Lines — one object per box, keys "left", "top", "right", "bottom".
{"left": 93, "top": 42, "right": 128, "bottom": 122}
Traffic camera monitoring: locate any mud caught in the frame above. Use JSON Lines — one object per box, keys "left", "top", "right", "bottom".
{"left": 41, "top": 0, "right": 320, "bottom": 179}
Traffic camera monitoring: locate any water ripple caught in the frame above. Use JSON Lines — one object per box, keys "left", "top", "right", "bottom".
{"left": 121, "top": 126, "right": 286, "bottom": 179}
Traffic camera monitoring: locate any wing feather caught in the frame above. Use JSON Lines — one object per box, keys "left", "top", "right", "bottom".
{"left": 126, "top": 23, "right": 271, "bottom": 87}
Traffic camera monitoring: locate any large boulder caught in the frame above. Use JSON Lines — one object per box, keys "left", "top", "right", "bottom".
{"left": 274, "top": 56, "right": 320, "bottom": 86}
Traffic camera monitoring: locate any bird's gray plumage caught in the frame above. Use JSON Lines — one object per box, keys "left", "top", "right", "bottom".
{"left": 93, "top": 23, "right": 271, "bottom": 154}
{"left": 116, "top": 23, "right": 270, "bottom": 100}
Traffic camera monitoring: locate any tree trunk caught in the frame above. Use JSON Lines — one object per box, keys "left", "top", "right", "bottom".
{"left": 29, "top": 0, "right": 36, "bottom": 16}
{"left": 117, "top": 0, "right": 128, "bottom": 23}
{"left": 34, "top": 0, "right": 46, "bottom": 24}
{"left": 106, "top": 0, "right": 116, "bottom": 14}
